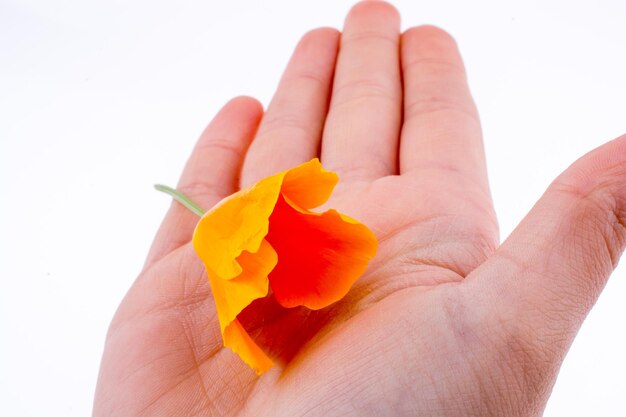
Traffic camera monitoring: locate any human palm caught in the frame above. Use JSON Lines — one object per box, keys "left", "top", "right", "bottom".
{"left": 94, "top": 2, "right": 626, "bottom": 416}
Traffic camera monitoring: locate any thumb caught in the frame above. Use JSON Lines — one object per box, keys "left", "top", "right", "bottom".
{"left": 464, "top": 133, "right": 626, "bottom": 409}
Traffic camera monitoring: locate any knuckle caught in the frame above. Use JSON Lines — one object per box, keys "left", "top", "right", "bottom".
{"left": 404, "top": 94, "right": 477, "bottom": 123}
{"left": 330, "top": 161, "right": 388, "bottom": 182}
{"left": 258, "top": 114, "right": 315, "bottom": 140}
{"left": 282, "top": 70, "right": 328, "bottom": 89}
{"left": 341, "top": 30, "right": 397, "bottom": 48}
{"left": 553, "top": 174, "right": 626, "bottom": 272}
{"left": 332, "top": 75, "right": 399, "bottom": 108}
{"left": 197, "top": 137, "right": 242, "bottom": 157}
{"left": 176, "top": 181, "right": 225, "bottom": 206}
{"left": 401, "top": 55, "right": 465, "bottom": 81}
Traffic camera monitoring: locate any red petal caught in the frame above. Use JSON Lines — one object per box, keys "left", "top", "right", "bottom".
{"left": 266, "top": 194, "right": 377, "bottom": 310}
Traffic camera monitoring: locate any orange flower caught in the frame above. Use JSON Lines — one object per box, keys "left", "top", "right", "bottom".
{"left": 191, "top": 159, "right": 377, "bottom": 374}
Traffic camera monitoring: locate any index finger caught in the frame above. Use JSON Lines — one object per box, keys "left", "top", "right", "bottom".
{"left": 145, "top": 97, "right": 263, "bottom": 268}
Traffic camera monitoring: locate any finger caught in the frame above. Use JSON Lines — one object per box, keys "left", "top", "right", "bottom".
{"left": 389, "top": 26, "right": 498, "bottom": 274}
{"left": 240, "top": 28, "right": 340, "bottom": 187}
{"left": 399, "top": 26, "right": 482, "bottom": 175}
{"left": 321, "top": 1, "right": 402, "bottom": 181}
{"left": 465, "top": 134, "right": 626, "bottom": 383}
{"left": 145, "top": 97, "right": 263, "bottom": 268}
{"left": 400, "top": 26, "right": 488, "bottom": 192}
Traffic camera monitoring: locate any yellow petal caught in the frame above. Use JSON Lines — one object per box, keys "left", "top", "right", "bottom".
{"left": 193, "top": 173, "right": 283, "bottom": 280}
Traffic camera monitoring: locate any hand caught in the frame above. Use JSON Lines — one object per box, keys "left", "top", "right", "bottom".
{"left": 93, "top": 2, "right": 626, "bottom": 416}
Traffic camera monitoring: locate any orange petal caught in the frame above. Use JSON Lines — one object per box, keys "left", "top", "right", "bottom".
{"left": 203, "top": 239, "right": 277, "bottom": 329}
{"left": 191, "top": 158, "right": 377, "bottom": 373}
{"left": 280, "top": 158, "right": 338, "bottom": 209}
{"left": 193, "top": 175, "right": 283, "bottom": 371}
{"left": 266, "top": 194, "right": 378, "bottom": 309}
{"left": 223, "top": 319, "right": 273, "bottom": 375}
{"left": 202, "top": 240, "right": 277, "bottom": 373}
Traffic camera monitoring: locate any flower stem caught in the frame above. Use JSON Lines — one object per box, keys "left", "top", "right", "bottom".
{"left": 154, "top": 184, "right": 205, "bottom": 217}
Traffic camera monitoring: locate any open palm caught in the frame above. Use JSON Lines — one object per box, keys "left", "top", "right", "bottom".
{"left": 94, "top": 2, "right": 626, "bottom": 416}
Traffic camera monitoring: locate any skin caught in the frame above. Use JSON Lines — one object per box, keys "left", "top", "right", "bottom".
{"left": 93, "top": 2, "right": 626, "bottom": 416}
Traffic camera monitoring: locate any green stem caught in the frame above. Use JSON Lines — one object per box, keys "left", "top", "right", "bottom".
{"left": 154, "top": 184, "right": 205, "bottom": 217}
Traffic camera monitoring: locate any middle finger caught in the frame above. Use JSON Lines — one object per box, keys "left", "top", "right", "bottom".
{"left": 321, "top": 1, "right": 402, "bottom": 182}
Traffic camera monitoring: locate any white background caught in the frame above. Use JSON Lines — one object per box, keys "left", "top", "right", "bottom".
{"left": 1, "top": 0, "right": 625, "bottom": 415}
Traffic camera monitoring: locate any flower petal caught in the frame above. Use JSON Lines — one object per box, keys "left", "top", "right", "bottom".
{"left": 193, "top": 174, "right": 283, "bottom": 371}
{"left": 191, "top": 158, "right": 377, "bottom": 373}
{"left": 223, "top": 319, "right": 273, "bottom": 374}
{"left": 202, "top": 239, "right": 277, "bottom": 372}
{"left": 204, "top": 239, "right": 277, "bottom": 329}
{"left": 280, "top": 158, "right": 338, "bottom": 209}
{"left": 266, "top": 194, "right": 378, "bottom": 309}
{"left": 193, "top": 173, "right": 284, "bottom": 280}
